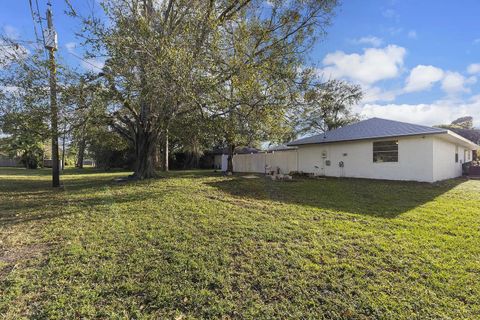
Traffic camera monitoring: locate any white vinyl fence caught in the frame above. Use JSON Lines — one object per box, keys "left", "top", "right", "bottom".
{"left": 221, "top": 150, "right": 298, "bottom": 174}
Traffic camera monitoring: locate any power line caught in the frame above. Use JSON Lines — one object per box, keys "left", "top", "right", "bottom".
{"left": 27, "top": 0, "right": 41, "bottom": 44}
{"left": 66, "top": 50, "right": 104, "bottom": 71}
{"left": 35, "top": 0, "right": 47, "bottom": 47}
{"left": 25, "top": 0, "right": 49, "bottom": 68}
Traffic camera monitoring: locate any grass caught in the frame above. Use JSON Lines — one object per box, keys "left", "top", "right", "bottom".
{"left": 1, "top": 167, "right": 480, "bottom": 319}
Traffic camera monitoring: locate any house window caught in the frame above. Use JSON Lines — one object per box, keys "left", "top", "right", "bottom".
{"left": 373, "top": 140, "right": 398, "bottom": 163}
{"left": 455, "top": 145, "right": 459, "bottom": 163}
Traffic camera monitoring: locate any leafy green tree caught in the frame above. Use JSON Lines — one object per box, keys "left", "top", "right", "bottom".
{"left": 0, "top": 112, "right": 47, "bottom": 168}
{"left": 63, "top": 76, "right": 106, "bottom": 169}
{"left": 0, "top": 47, "right": 51, "bottom": 169}
{"left": 88, "top": 124, "right": 134, "bottom": 170}
{"left": 0, "top": 40, "right": 89, "bottom": 170}
{"left": 79, "top": 0, "right": 338, "bottom": 177}
{"left": 79, "top": 0, "right": 227, "bottom": 178}
{"left": 450, "top": 116, "right": 474, "bottom": 130}
{"left": 198, "top": 0, "right": 338, "bottom": 173}
{"left": 298, "top": 79, "right": 363, "bottom": 134}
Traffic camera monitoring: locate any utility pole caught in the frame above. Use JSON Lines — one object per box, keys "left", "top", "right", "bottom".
{"left": 45, "top": 1, "right": 60, "bottom": 187}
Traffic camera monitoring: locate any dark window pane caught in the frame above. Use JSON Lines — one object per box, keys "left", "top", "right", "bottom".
{"left": 373, "top": 140, "right": 398, "bottom": 163}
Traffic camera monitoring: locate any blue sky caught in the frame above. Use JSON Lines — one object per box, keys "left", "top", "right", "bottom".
{"left": 310, "top": 0, "right": 480, "bottom": 127}
{"left": 1, "top": 0, "right": 480, "bottom": 127}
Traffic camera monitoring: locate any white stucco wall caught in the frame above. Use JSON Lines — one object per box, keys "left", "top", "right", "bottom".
{"left": 432, "top": 137, "right": 470, "bottom": 181}
{"left": 220, "top": 134, "right": 476, "bottom": 181}
{"left": 296, "top": 136, "right": 435, "bottom": 182}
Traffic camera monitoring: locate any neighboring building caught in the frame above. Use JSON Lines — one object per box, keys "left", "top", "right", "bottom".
{"left": 287, "top": 118, "right": 479, "bottom": 182}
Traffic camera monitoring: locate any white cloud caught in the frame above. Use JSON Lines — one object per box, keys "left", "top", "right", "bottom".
{"left": 467, "top": 63, "right": 480, "bottom": 74}
{"left": 362, "top": 86, "right": 398, "bottom": 103}
{"left": 350, "top": 36, "right": 383, "bottom": 47}
{"left": 81, "top": 58, "right": 105, "bottom": 72}
{"left": 473, "top": 38, "right": 480, "bottom": 45}
{"left": 321, "top": 45, "right": 406, "bottom": 85}
{"left": 441, "top": 71, "right": 475, "bottom": 95}
{"left": 3, "top": 25, "right": 19, "bottom": 39}
{"left": 65, "top": 42, "right": 77, "bottom": 53}
{"left": 404, "top": 65, "right": 444, "bottom": 93}
{"left": 407, "top": 30, "right": 417, "bottom": 39}
{"left": 404, "top": 66, "right": 476, "bottom": 95}
{"left": 358, "top": 98, "right": 480, "bottom": 127}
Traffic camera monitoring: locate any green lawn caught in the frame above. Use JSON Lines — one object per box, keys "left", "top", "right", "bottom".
{"left": 1, "top": 168, "right": 480, "bottom": 319}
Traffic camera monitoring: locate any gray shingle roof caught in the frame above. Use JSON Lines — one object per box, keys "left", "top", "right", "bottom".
{"left": 287, "top": 118, "right": 448, "bottom": 146}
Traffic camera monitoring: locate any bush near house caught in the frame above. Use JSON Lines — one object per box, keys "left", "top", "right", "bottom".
{"left": 1, "top": 168, "right": 479, "bottom": 319}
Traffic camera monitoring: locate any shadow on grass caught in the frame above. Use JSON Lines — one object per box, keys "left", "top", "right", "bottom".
{"left": 0, "top": 167, "right": 142, "bottom": 227}
{"left": 1, "top": 167, "right": 463, "bottom": 225}
{"left": 0, "top": 168, "right": 219, "bottom": 228}
{"left": 0, "top": 187, "right": 166, "bottom": 227}
{"left": 163, "top": 169, "right": 223, "bottom": 179}
{"left": 205, "top": 175, "right": 466, "bottom": 218}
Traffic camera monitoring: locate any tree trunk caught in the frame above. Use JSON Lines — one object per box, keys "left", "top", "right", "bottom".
{"left": 227, "top": 143, "right": 235, "bottom": 174}
{"left": 133, "top": 129, "right": 157, "bottom": 179}
{"left": 154, "top": 141, "right": 162, "bottom": 170}
{"left": 162, "top": 128, "right": 169, "bottom": 172}
{"left": 76, "top": 138, "right": 86, "bottom": 168}
{"left": 61, "top": 129, "right": 66, "bottom": 171}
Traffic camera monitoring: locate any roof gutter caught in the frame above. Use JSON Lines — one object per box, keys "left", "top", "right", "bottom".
{"left": 444, "top": 130, "right": 479, "bottom": 149}
{"left": 287, "top": 131, "right": 447, "bottom": 147}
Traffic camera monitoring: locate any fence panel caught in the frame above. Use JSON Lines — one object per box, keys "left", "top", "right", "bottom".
{"left": 266, "top": 150, "right": 297, "bottom": 174}
{"left": 227, "top": 151, "right": 298, "bottom": 174}
{"left": 0, "top": 159, "right": 19, "bottom": 167}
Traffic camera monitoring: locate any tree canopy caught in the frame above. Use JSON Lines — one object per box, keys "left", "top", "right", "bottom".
{"left": 77, "top": 0, "right": 338, "bottom": 177}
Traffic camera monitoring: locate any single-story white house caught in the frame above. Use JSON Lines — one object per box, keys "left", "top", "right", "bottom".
{"left": 286, "top": 117, "right": 479, "bottom": 182}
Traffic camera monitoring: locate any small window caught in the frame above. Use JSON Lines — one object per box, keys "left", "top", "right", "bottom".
{"left": 455, "top": 145, "right": 459, "bottom": 163}
{"left": 373, "top": 140, "right": 398, "bottom": 163}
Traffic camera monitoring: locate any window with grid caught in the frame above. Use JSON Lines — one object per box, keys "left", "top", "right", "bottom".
{"left": 373, "top": 140, "right": 398, "bottom": 163}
